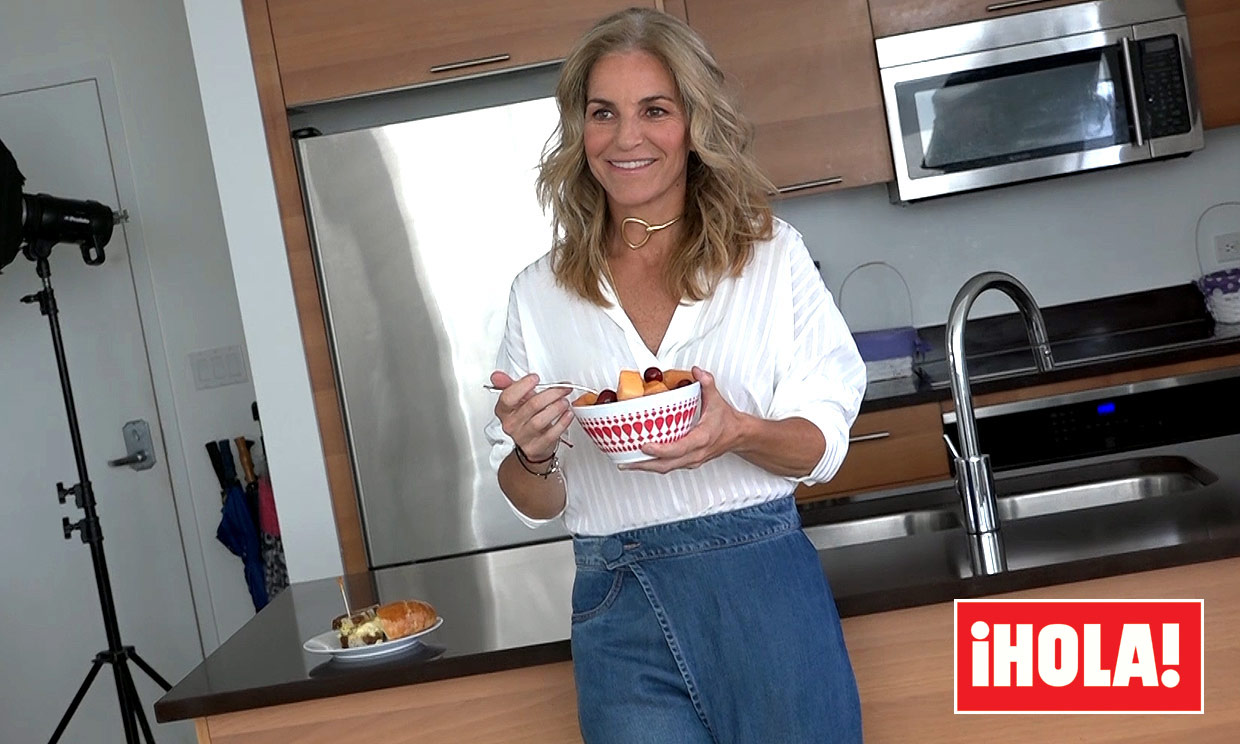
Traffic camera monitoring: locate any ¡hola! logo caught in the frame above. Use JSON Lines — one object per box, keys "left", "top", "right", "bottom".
{"left": 955, "top": 599, "right": 1203, "bottom": 714}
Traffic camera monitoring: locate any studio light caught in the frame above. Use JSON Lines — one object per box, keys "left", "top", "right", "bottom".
{"left": 1, "top": 137, "right": 116, "bottom": 271}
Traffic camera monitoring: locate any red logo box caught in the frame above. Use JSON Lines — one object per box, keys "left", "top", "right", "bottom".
{"left": 955, "top": 599, "right": 1203, "bottom": 714}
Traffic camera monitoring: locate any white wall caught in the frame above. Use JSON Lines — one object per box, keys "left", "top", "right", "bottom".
{"left": 1, "top": 0, "right": 263, "bottom": 653}
{"left": 180, "top": 0, "right": 343, "bottom": 584}
{"left": 778, "top": 126, "right": 1240, "bottom": 332}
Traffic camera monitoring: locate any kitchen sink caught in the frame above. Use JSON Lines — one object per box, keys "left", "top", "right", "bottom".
{"left": 801, "top": 456, "right": 1216, "bottom": 551}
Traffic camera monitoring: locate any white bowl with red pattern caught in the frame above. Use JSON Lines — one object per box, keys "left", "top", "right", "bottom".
{"left": 572, "top": 382, "right": 701, "bottom": 464}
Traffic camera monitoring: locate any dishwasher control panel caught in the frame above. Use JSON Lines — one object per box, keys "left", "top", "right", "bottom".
{"left": 944, "top": 371, "right": 1240, "bottom": 471}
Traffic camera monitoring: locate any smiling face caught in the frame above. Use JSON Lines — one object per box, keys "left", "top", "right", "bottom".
{"left": 583, "top": 50, "right": 690, "bottom": 227}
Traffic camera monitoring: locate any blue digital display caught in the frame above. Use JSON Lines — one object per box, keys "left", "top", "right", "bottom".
{"left": 1096, "top": 401, "right": 1116, "bottom": 415}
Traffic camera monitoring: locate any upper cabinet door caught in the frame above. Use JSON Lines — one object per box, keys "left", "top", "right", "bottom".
{"left": 683, "top": 0, "right": 893, "bottom": 195}
{"left": 268, "top": 0, "right": 652, "bottom": 106}
{"left": 868, "top": 0, "right": 1084, "bottom": 37}
{"left": 1185, "top": 0, "right": 1240, "bottom": 130}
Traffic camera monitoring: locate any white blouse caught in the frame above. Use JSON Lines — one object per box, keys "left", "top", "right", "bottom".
{"left": 485, "top": 218, "right": 866, "bottom": 536}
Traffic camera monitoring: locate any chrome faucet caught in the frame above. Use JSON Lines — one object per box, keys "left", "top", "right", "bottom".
{"left": 946, "top": 271, "right": 1054, "bottom": 576}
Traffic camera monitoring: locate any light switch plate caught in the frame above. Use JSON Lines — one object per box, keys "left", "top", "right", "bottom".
{"left": 190, "top": 345, "right": 250, "bottom": 390}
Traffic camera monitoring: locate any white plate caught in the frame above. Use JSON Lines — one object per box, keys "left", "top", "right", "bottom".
{"left": 302, "top": 616, "right": 443, "bottom": 662}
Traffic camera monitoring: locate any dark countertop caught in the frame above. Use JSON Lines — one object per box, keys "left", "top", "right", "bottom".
{"left": 156, "top": 430, "right": 1240, "bottom": 724}
{"left": 859, "top": 283, "right": 1240, "bottom": 413}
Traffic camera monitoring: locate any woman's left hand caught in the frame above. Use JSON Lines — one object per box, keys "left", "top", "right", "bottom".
{"left": 621, "top": 366, "right": 745, "bottom": 474}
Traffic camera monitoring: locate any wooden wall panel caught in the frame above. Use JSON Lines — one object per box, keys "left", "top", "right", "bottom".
{"left": 239, "top": 0, "right": 368, "bottom": 575}
{"left": 1186, "top": 0, "right": 1240, "bottom": 130}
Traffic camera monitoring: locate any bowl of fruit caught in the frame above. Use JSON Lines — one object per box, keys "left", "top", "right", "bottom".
{"left": 570, "top": 367, "right": 701, "bottom": 464}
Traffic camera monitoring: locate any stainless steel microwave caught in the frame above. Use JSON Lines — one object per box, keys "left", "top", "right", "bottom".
{"left": 876, "top": 0, "right": 1203, "bottom": 202}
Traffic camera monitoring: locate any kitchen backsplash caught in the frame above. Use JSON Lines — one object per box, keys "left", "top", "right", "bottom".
{"left": 778, "top": 125, "right": 1240, "bottom": 332}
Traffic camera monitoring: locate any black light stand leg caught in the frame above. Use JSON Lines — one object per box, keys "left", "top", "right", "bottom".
{"left": 112, "top": 652, "right": 141, "bottom": 744}
{"left": 127, "top": 647, "right": 172, "bottom": 691}
{"left": 22, "top": 254, "right": 166, "bottom": 744}
{"left": 47, "top": 656, "right": 106, "bottom": 743}
{"left": 119, "top": 659, "right": 157, "bottom": 744}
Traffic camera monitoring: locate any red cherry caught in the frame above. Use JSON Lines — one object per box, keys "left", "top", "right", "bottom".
{"left": 595, "top": 389, "right": 618, "bottom": 404}
{"left": 643, "top": 367, "right": 663, "bottom": 383}
{"left": 675, "top": 379, "right": 693, "bottom": 389}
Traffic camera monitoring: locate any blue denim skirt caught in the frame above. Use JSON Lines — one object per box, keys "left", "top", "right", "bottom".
{"left": 570, "top": 497, "right": 863, "bottom": 744}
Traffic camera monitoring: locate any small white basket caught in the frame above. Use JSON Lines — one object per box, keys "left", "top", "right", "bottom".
{"left": 837, "top": 261, "right": 926, "bottom": 381}
{"left": 1200, "top": 273, "right": 1240, "bottom": 324}
{"left": 1194, "top": 202, "right": 1240, "bottom": 325}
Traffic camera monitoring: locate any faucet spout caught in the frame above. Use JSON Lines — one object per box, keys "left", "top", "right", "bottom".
{"left": 945, "top": 271, "right": 1054, "bottom": 576}
{"left": 947, "top": 272, "right": 1054, "bottom": 460}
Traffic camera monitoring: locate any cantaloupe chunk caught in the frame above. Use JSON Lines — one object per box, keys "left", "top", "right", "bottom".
{"left": 573, "top": 392, "right": 598, "bottom": 407}
{"left": 617, "top": 369, "right": 645, "bottom": 400}
{"left": 662, "top": 368, "right": 695, "bottom": 389}
{"left": 643, "top": 380, "right": 670, "bottom": 396}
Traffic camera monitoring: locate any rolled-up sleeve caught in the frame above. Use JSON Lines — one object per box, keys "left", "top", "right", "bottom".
{"left": 766, "top": 232, "right": 867, "bottom": 485}
{"left": 484, "top": 282, "right": 565, "bottom": 527}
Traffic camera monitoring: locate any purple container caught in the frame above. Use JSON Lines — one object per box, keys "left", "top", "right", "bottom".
{"left": 852, "top": 327, "right": 929, "bottom": 362}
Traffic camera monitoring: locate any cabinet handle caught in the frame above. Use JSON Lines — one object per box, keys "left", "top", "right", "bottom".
{"left": 985, "top": 0, "right": 1056, "bottom": 11}
{"left": 429, "top": 53, "right": 512, "bottom": 74}
{"left": 849, "top": 431, "right": 891, "bottom": 443}
{"left": 776, "top": 176, "right": 843, "bottom": 195}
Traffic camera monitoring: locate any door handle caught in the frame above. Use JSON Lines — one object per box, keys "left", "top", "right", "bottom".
{"left": 985, "top": 0, "right": 1057, "bottom": 11}
{"left": 776, "top": 176, "right": 843, "bottom": 195}
{"left": 108, "top": 419, "right": 156, "bottom": 471}
{"left": 108, "top": 452, "right": 148, "bottom": 467}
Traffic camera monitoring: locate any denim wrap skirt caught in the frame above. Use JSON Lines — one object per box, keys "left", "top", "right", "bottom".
{"left": 570, "top": 496, "right": 863, "bottom": 744}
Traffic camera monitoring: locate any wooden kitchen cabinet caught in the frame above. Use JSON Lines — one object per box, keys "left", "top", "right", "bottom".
{"left": 846, "top": 557, "right": 1240, "bottom": 742}
{"left": 682, "top": 0, "right": 894, "bottom": 195}
{"left": 1186, "top": 0, "right": 1240, "bottom": 130}
{"left": 868, "top": 0, "right": 1083, "bottom": 38}
{"left": 797, "top": 402, "right": 951, "bottom": 501}
{"left": 266, "top": 0, "right": 655, "bottom": 105}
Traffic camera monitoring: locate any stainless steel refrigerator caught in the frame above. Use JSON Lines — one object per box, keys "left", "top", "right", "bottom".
{"left": 295, "top": 94, "right": 569, "bottom": 569}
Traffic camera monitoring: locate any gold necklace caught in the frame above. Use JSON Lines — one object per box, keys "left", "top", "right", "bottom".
{"left": 621, "top": 215, "right": 682, "bottom": 250}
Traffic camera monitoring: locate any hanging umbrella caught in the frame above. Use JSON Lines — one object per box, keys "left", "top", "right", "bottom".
{"left": 212, "top": 440, "right": 268, "bottom": 611}
{"left": 236, "top": 436, "right": 289, "bottom": 599}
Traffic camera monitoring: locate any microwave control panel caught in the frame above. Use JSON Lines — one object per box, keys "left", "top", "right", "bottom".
{"left": 1138, "top": 35, "right": 1192, "bottom": 138}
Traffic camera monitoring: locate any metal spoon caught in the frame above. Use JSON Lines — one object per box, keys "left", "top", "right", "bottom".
{"left": 484, "top": 382, "right": 600, "bottom": 395}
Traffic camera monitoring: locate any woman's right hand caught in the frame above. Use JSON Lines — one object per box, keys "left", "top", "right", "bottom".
{"left": 490, "top": 370, "right": 573, "bottom": 462}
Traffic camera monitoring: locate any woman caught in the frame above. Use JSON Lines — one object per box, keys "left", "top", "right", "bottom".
{"left": 486, "top": 8, "right": 866, "bottom": 743}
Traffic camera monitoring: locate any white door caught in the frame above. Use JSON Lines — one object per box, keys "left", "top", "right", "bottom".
{"left": 0, "top": 80, "right": 199, "bottom": 743}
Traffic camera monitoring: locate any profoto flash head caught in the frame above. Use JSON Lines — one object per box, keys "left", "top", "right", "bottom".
{"left": 0, "top": 136, "right": 115, "bottom": 272}
{"left": 19, "top": 192, "right": 114, "bottom": 265}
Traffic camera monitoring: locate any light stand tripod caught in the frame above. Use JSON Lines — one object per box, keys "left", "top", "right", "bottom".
{"left": 20, "top": 243, "right": 171, "bottom": 744}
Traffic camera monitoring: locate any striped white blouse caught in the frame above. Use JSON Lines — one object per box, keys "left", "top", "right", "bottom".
{"left": 485, "top": 218, "right": 867, "bottom": 536}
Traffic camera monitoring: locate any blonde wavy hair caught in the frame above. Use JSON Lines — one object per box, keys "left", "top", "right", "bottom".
{"left": 537, "top": 7, "right": 774, "bottom": 306}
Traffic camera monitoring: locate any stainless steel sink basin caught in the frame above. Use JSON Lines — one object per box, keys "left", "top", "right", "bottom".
{"left": 996, "top": 469, "right": 1208, "bottom": 521}
{"left": 802, "top": 456, "right": 1216, "bottom": 551}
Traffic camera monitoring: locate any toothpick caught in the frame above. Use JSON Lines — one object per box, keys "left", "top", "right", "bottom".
{"left": 337, "top": 577, "right": 351, "bottom": 617}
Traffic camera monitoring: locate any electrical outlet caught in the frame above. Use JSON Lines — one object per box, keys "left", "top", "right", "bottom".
{"left": 1218, "top": 231, "right": 1240, "bottom": 263}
